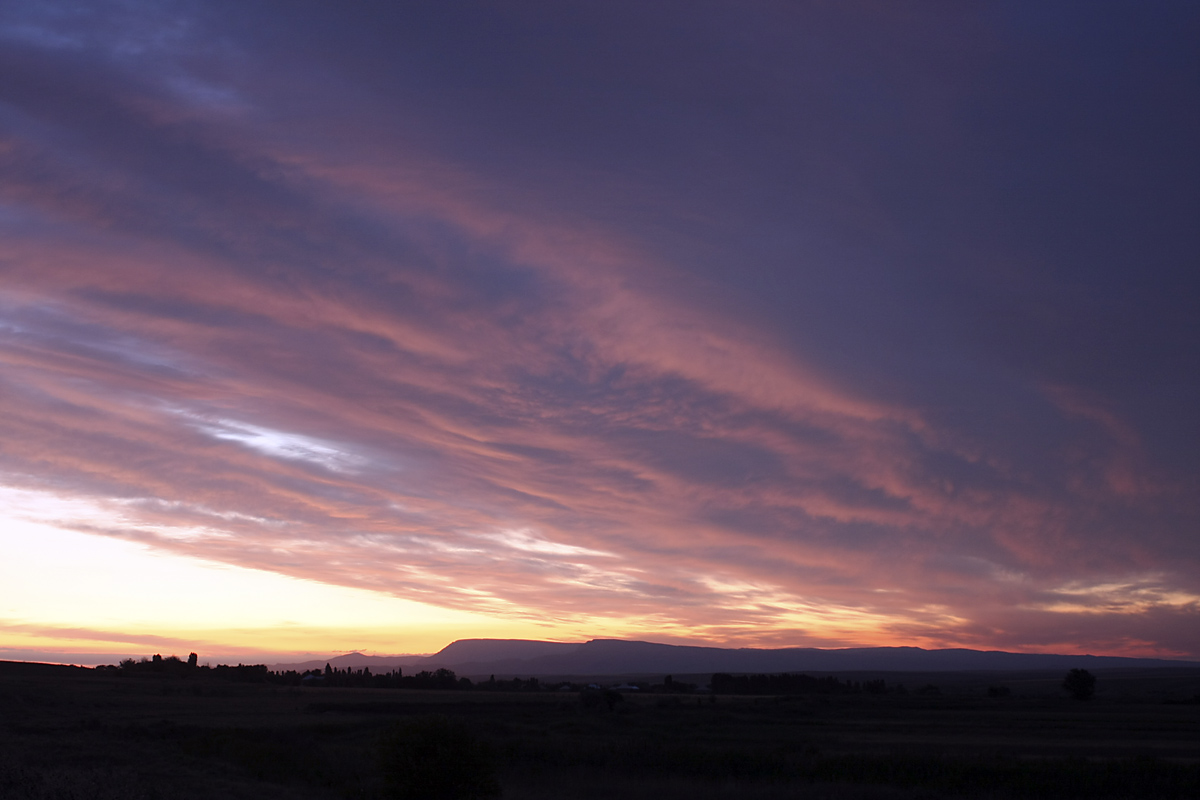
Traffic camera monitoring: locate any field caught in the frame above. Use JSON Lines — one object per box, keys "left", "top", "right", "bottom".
{"left": 2, "top": 661, "right": 1198, "bottom": 799}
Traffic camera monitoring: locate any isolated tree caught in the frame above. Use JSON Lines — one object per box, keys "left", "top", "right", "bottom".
{"left": 187, "top": 652, "right": 198, "bottom": 668}
{"left": 1063, "top": 668, "right": 1096, "bottom": 701}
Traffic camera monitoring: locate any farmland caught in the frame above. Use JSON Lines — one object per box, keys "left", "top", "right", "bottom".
{"left": 2, "top": 660, "right": 1198, "bottom": 798}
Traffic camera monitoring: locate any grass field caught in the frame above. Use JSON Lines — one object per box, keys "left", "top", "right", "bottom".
{"left": 2, "top": 661, "right": 1198, "bottom": 798}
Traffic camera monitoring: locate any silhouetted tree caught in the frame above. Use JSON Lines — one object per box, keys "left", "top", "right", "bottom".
{"left": 1063, "top": 668, "right": 1096, "bottom": 700}
{"left": 187, "top": 652, "right": 198, "bottom": 668}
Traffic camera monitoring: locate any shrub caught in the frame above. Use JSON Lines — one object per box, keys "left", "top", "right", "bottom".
{"left": 378, "top": 715, "right": 500, "bottom": 800}
{"left": 1063, "top": 669, "right": 1097, "bottom": 701}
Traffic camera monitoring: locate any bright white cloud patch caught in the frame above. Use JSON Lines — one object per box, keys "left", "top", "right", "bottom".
{"left": 0, "top": 0, "right": 1196, "bottom": 662}
{"left": 1036, "top": 577, "right": 1200, "bottom": 615}
{"left": 197, "top": 418, "right": 367, "bottom": 472}
{"left": 475, "top": 528, "right": 613, "bottom": 558}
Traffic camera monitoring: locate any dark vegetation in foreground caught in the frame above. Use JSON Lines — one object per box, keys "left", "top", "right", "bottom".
{"left": 2, "top": 659, "right": 1199, "bottom": 799}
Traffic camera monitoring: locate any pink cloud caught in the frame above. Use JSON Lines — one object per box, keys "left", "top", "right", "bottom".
{"left": 1, "top": 11, "right": 1196, "bottom": 658}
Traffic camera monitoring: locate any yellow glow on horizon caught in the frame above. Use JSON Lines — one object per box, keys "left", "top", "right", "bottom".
{"left": 0, "top": 508, "right": 566, "bottom": 657}
{"left": 0, "top": 486, "right": 961, "bottom": 660}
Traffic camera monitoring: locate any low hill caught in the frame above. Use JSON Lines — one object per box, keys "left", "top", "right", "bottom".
{"left": 274, "top": 638, "right": 1200, "bottom": 677}
{"left": 268, "top": 651, "right": 429, "bottom": 673}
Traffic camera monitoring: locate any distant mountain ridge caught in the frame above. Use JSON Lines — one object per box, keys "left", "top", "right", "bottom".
{"left": 269, "top": 639, "right": 1200, "bottom": 676}
{"left": 268, "top": 652, "right": 428, "bottom": 673}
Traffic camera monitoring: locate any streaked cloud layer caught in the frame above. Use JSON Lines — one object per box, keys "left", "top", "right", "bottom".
{"left": 2, "top": 1, "right": 1198, "bottom": 659}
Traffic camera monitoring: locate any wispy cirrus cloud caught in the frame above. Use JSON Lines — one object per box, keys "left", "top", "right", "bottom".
{"left": 1, "top": 0, "right": 1197, "bottom": 658}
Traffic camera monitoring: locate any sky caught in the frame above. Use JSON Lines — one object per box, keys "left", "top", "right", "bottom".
{"left": 1, "top": 1, "right": 1198, "bottom": 664}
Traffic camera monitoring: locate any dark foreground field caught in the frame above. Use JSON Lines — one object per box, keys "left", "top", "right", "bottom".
{"left": 2, "top": 661, "right": 1198, "bottom": 799}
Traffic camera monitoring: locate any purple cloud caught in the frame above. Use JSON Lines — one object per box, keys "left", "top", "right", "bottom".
{"left": 1, "top": 0, "right": 1197, "bottom": 657}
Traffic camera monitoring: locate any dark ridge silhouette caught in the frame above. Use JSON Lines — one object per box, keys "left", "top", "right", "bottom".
{"left": 266, "top": 640, "right": 582, "bottom": 673}
{"left": 433, "top": 639, "right": 583, "bottom": 663}
{"left": 381, "top": 638, "right": 1200, "bottom": 677}
{"left": 267, "top": 651, "right": 427, "bottom": 673}
{"left": 99, "top": 640, "right": 1200, "bottom": 680}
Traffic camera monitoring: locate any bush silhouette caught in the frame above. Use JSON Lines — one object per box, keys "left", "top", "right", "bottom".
{"left": 1063, "top": 668, "right": 1096, "bottom": 700}
{"left": 378, "top": 715, "right": 500, "bottom": 799}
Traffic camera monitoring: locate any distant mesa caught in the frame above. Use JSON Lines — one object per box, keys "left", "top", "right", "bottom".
{"left": 434, "top": 638, "right": 582, "bottom": 663}
{"left": 268, "top": 638, "right": 1200, "bottom": 677}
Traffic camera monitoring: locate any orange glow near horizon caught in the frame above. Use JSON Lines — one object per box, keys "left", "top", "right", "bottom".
{"left": 1, "top": 2, "right": 1197, "bottom": 664}
{"left": 4, "top": 482, "right": 1198, "bottom": 663}
{"left": 0, "top": 490, "right": 960, "bottom": 661}
{"left": 0, "top": 505, "right": 568, "bottom": 659}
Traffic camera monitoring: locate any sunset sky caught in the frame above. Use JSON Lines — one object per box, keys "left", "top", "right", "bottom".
{"left": 2, "top": 1, "right": 1198, "bottom": 664}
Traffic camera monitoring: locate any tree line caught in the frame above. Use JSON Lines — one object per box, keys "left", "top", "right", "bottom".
{"left": 100, "top": 656, "right": 550, "bottom": 691}
{"left": 97, "top": 654, "right": 269, "bottom": 683}
{"left": 103, "top": 657, "right": 894, "bottom": 695}
{"left": 99, "top": 656, "right": 1099, "bottom": 701}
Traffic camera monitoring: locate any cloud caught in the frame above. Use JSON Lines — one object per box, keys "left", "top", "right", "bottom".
{"left": 1, "top": 0, "right": 1197, "bottom": 657}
